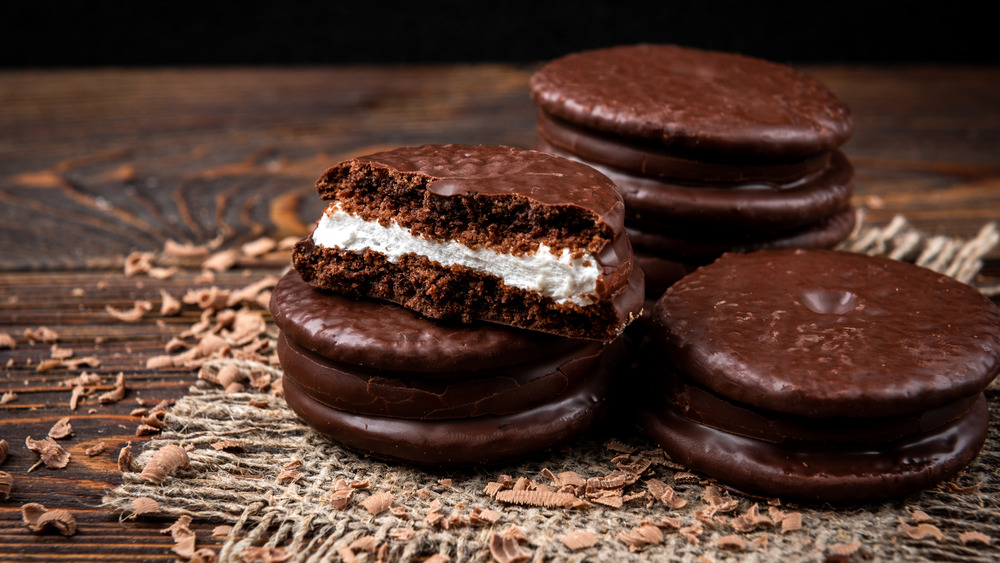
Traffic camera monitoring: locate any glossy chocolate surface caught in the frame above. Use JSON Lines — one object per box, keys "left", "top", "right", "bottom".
{"left": 270, "top": 269, "right": 590, "bottom": 373}
{"left": 283, "top": 362, "right": 611, "bottom": 465}
{"left": 318, "top": 144, "right": 626, "bottom": 234}
{"left": 641, "top": 394, "right": 989, "bottom": 501}
{"left": 654, "top": 249, "right": 1000, "bottom": 417}
{"left": 278, "top": 332, "right": 607, "bottom": 419}
{"left": 530, "top": 44, "right": 852, "bottom": 158}
{"left": 627, "top": 205, "right": 855, "bottom": 259}
{"left": 539, "top": 139, "right": 854, "bottom": 236}
{"left": 536, "top": 111, "right": 833, "bottom": 184}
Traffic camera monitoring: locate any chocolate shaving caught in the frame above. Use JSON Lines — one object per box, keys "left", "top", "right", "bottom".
{"left": 958, "top": 531, "right": 991, "bottom": 545}
{"left": 118, "top": 442, "right": 134, "bottom": 472}
{"left": 202, "top": 249, "right": 240, "bottom": 272}
{"left": 35, "top": 358, "right": 65, "bottom": 372}
{"left": 50, "top": 344, "right": 73, "bottom": 360}
{"left": 330, "top": 479, "right": 354, "bottom": 509}
{"left": 25, "top": 436, "right": 70, "bottom": 469}
{"left": 130, "top": 496, "right": 160, "bottom": 517}
{"left": 210, "top": 440, "right": 243, "bottom": 452}
{"left": 0, "top": 332, "right": 15, "bottom": 349}
{"left": 47, "top": 417, "right": 73, "bottom": 439}
{"left": 68, "top": 385, "right": 86, "bottom": 410}
{"left": 703, "top": 485, "right": 739, "bottom": 513}
{"left": 360, "top": 491, "right": 393, "bottom": 515}
{"left": 494, "top": 489, "right": 590, "bottom": 509}
{"left": 164, "top": 239, "right": 210, "bottom": 258}
{"left": 136, "top": 424, "right": 161, "bottom": 436}
{"left": 85, "top": 442, "right": 107, "bottom": 456}
{"left": 212, "top": 525, "right": 233, "bottom": 538}
{"left": 0, "top": 391, "right": 15, "bottom": 405}
{"left": 98, "top": 372, "right": 126, "bottom": 403}
{"left": 241, "top": 237, "right": 277, "bottom": 257}
{"left": 679, "top": 522, "right": 704, "bottom": 544}
{"left": 829, "top": 541, "right": 862, "bottom": 555}
{"left": 349, "top": 535, "right": 378, "bottom": 552}
{"left": 160, "top": 289, "right": 182, "bottom": 316}
{"left": 910, "top": 509, "right": 932, "bottom": 522}
{"left": 898, "top": 518, "right": 944, "bottom": 541}
{"left": 0, "top": 471, "right": 12, "bottom": 500}
{"left": 124, "top": 251, "right": 155, "bottom": 276}
{"left": 162, "top": 515, "right": 197, "bottom": 559}
{"left": 780, "top": 512, "right": 803, "bottom": 533}
{"left": 469, "top": 507, "right": 502, "bottom": 526}
{"left": 561, "top": 530, "right": 598, "bottom": 551}
{"left": 139, "top": 444, "right": 190, "bottom": 484}
{"left": 716, "top": 534, "right": 747, "bottom": 550}
{"left": 106, "top": 301, "right": 153, "bottom": 322}
{"left": 730, "top": 503, "right": 773, "bottom": 532}
{"left": 22, "top": 503, "right": 77, "bottom": 535}
{"left": 277, "top": 469, "right": 301, "bottom": 484}
{"left": 617, "top": 524, "right": 664, "bottom": 551}
{"left": 646, "top": 479, "right": 686, "bottom": 509}
{"left": 0, "top": 438, "right": 8, "bottom": 464}
{"left": 24, "top": 326, "right": 59, "bottom": 344}
{"left": 389, "top": 527, "right": 415, "bottom": 541}
{"left": 489, "top": 530, "right": 530, "bottom": 563}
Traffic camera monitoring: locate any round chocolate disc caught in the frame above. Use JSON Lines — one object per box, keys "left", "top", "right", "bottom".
{"left": 530, "top": 44, "right": 852, "bottom": 158}
{"left": 282, "top": 361, "right": 612, "bottom": 465}
{"left": 641, "top": 393, "right": 989, "bottom": 501}
{"left": 278, "top": 332, "right": 606, "bottom": 419}
{"left": 652, "top": 249, "right": 1000, "bottom": 418}
{"left": 270, "top": 269, "right": 591, "bottom": 373}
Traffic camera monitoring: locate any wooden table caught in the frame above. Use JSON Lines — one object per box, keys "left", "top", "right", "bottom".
{"left": 1, "top": 65, "right": 999, "bottom": 561}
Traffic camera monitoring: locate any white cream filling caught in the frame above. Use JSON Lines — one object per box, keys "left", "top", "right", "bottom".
{"left": 312, "top": 204, "right": 601, "bottom": 306}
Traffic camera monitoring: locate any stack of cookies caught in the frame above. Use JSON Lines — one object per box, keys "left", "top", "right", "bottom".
{"left": 271, "top": 144, "right": 643, "bottom": 465}
{"left": 530, "top": 44, "right": 856, "bottom": 296}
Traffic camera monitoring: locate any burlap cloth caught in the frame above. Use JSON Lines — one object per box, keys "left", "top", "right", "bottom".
{"left": 103, "top": 214, "right": 1000, "bottom": 562}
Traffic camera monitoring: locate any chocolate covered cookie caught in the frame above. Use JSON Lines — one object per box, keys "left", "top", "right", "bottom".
{"left": 530, "top": 45, "right": 856, "bottom": 294}
{"left": 641, "top": 249, "right": 1000, "bottom": 501}
{"left": 293, "top": 144, "right": 643, "bottom": 342}
{"left": 271, "top": 269, "right": 623, "bottom": 465}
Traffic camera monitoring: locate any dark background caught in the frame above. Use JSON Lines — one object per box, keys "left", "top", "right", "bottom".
{"left": 1, "top": 2, "right": 994, "bottom": 67}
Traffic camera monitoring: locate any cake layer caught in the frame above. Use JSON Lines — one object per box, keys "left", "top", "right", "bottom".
{"left": 295, "top": 144, "right": 644, "bottom": 341}
{"left": 294, "top": 236, "right": 643, "bottom": 342}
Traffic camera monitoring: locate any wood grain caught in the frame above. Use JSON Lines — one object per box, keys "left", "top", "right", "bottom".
{"left": 1, "top": 65, "right": 999, "bottom": 560}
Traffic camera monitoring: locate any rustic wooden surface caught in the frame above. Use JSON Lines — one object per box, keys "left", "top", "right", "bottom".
{"left": 1, "top": 65, "right": 999, "bottom": 561}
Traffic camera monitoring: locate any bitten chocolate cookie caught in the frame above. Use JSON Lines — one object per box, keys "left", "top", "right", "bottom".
{"left": 293, "top": 144, "right": 643, "bottom": 342}
{"left": 530, "top": 45, "right": 855, "bottom": 294}
{"left": 271, "top": 270, "right": 622, "bottom": 465}
{"left": 642, "top": 249, "right": 1000, "bottom": 501}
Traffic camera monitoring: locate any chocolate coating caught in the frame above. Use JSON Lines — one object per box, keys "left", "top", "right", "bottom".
{"left": 640, "top": 393, "right": 989, "bottom": 501}
{"left": 530, "top": 44, "right": 852, "bottom": 158}
{"left": 270, "top": 269, "right": 587, "bottom": 373}
{"left": 539, "top": 139, "right": 854, "bottom": 236}
{"left": 536, "top": 111, "right": 833, "bottom": 184}
{"left": 334, "top": 144, "right": 625, "bottom": 228}
{"left": 278, "top": 332, "right": 605, "bottom": 419}
{"left": 653, "top": 249, "right": 1000, "bottom": 418}
{"left": 282, "top": 359, "right": 612, "bottom": 465}
{"left": 627, "top": 204, "right": 855, "bottom": 259}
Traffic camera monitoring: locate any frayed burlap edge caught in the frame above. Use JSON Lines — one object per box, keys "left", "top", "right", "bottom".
{"left": 103, "top": 214, "right": 1000, "bottom": 562}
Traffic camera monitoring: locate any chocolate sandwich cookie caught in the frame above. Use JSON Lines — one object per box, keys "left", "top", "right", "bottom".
{"left": 293, "top": 144, "right": 643, "bottom": 342}
{"left": 530, "top": 45, "right": 855, "bottom": 295}
{"left": 271, "top": 269, "right": 623, "bottom": 464}
{"left": 642, "top": 249, "right": 1000, "bottom": 501}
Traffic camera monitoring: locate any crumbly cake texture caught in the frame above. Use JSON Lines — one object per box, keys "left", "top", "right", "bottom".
{"left": 293, "top": 144, "right": 643, "bottom": 342}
